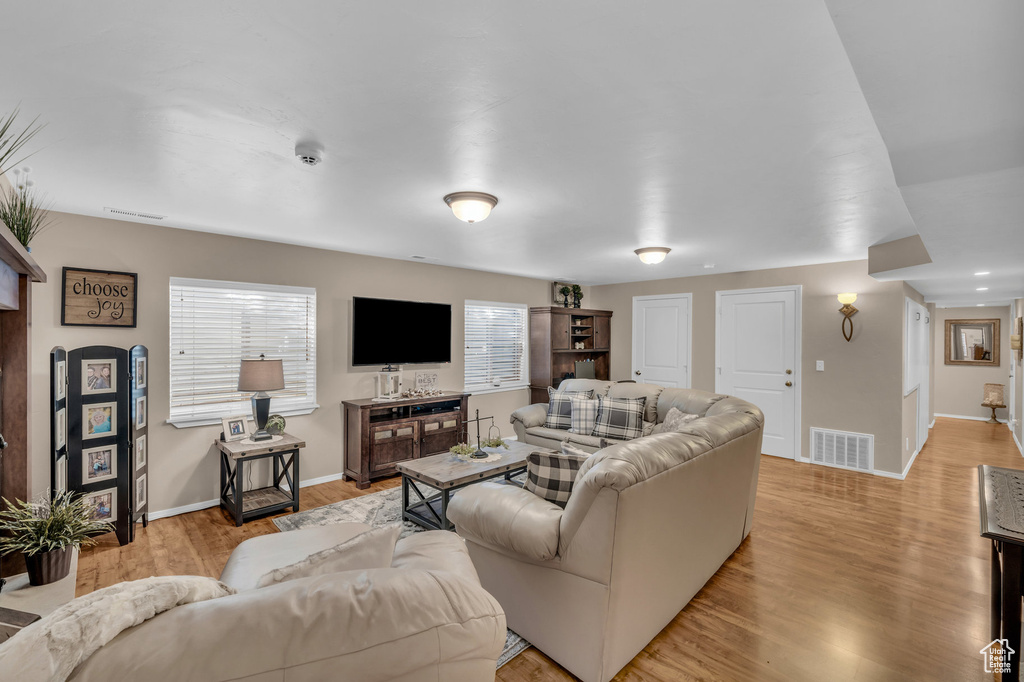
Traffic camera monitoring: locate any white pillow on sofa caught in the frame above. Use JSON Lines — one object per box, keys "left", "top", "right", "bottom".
{"left": 652, "top": 407, "right": 700, "bottom": 434}
{"left": 256, "top": 524, "right": 401, "bottom": 588}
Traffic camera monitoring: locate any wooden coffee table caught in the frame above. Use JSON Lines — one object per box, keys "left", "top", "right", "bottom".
{"left": 396, "top": 440, "right": 535, "bottom": 531}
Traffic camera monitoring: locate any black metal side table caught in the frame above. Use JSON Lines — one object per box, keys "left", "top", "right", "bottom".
{"left": 217, "top": 433, "right": 303, "bottom": 526}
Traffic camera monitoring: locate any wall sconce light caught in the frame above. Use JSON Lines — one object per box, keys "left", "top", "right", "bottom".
{"left": 837, "top": 293, "right": 858, "bottom": 342}
{"left": 634, "top": 247, "right": 671, "bottom": 264}
{"left": 443, "top": 191, "right": 498, "bottom": 223}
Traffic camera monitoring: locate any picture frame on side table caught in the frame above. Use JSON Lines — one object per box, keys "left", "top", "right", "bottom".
{"left": 83, "top": 403, "right": 116, "bottom": 440}
{"left": 84, "top": 488, "right": 117, "bottom": 523}
{"left": 135, "top": 396, "right": 147, "bottom": 429}
{"left": 135, "top": 434, "right": 147, "bottom": 469}
{"left": 82, "top": 445, "right": 117, "bottom": 484}
{"left": 222, "top": 415, "right": 249, "bottom": 442}
{"left": 82, "top": 359, "right": 117, "bottom": 395}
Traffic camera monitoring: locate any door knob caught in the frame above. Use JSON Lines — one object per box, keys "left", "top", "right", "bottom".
{"left": 785, "top": 381, "right": 793, "bottom": 387}
{"left": 786, "top": 369, "right": 792, "bottom": 375}
{"left": 635, "top": 370, "right": 641, "bottom": 375}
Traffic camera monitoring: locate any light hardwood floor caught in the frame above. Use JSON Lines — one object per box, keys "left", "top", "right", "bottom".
{"left": 78, "top": 418, "right": 1021, "bottom": 680}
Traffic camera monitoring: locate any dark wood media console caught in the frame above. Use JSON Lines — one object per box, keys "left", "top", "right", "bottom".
{"left": 342, "top": 392, "right": 470, "bottom": 489}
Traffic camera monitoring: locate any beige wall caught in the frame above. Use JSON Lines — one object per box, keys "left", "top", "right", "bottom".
{"left": 590, "top": 260, "right": 907, "bottom": 474}
{"left": 932, "top": 306, "right": 1012, "bottom": 421}
{"left": 927, "top": 302, "right": 936, "bottom": 424}
{"left": 28, "top": 213, "right": 550, "bottom": 513}
{"left": 1014, "top": 298, "right": 1023, "bottom": 449}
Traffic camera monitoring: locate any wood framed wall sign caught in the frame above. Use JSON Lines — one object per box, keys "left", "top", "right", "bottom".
{"left": 62, "top": 267, "right": 138, "bottom": 327}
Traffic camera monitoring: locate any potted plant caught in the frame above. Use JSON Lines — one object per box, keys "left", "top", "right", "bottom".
{"left": 571, "top": 284, "right": 584, "bottom": 308}
{"left": 559, "top": 285, "right": 572, "bottom": 308}
{"left": 0, "top": 108, "right": 45, "bottom": 177}
{"left": 0, "top": 491, "right": 112, "bottom": 586}
{"left": 0, "top": 185, "right": 53, "bottom": 248}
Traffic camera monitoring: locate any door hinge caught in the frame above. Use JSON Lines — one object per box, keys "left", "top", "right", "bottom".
{"left": 717, "top": 366, "right": 722, "bottom": 375}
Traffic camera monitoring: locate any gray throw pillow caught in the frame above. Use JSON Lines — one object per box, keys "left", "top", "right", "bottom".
{"left": 525, "top": 445, "right": 590, "bottom": 507}
{"left": 590, "top": 395, "right": 647, "bottom": 440}
{"left": 545, "top": 387, "right": 595, "bottom": 430}
{"left": 653, "top": 407, "right": 700, "bottom": 434}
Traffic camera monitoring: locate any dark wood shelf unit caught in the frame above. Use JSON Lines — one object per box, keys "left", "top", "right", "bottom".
{"left": 529, "top": 307, "right": 612, "bottom": 403}
{"left": 343, "top": 392, "right": 469, "bottom": 489}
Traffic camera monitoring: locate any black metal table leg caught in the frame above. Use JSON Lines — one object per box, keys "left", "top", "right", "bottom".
{"left": 1002, "top": 542, "right": 1022, "bottom": 681}
{"left": 233, "top": 458, "right": 244, "bottom": 527}
{"left": 291, "top": 450, "right": 299, "bottom": 512}
{"left": 992, "top": 541, "right": 1003, "bottom": 642}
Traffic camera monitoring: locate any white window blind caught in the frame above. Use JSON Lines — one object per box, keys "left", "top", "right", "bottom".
{"left": 464, "top": 300, "right": 529, "bottom": 392}
{"left": 170, "top": 278, "right": 317, "bottom": 425}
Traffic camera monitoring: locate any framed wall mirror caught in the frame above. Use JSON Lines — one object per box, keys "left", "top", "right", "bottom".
{"left": 945, "top": 318, "right": 1000, "bottom": 366}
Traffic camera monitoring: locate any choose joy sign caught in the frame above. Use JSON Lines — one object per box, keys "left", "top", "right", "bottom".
{"left": 62, "top": 267, "right": 138, "bottom": 327}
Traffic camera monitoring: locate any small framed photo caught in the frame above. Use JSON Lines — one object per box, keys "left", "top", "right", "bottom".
{"left": 222, "top": 415, "right": 249, "bottom": 442}
{"left": 83, "top": 359, "right": 117, "bottom": 395}
{"left": 55, "top": 456, "right": 67, "bottom": 493}
{"left": 135, "top": 434, "right": 147, "bottom": 470}
{"left": 84, "top": 403, "right": 117, "bottom": 440}
{"left": 55, "top": 407, "right": 66, "bottom": 450}
{"left": 84, "top": 488, "right": 117, "bottom": 523}
{"left": 135, "top": 396, "right": 147, "bottom": 429}
{"left": 134, "top": 356, "right": 147, "bottom": 390}
{"left": 82, "top": 445, "right": 117, "bottom": 484}
{"left": 136, "top": 473, "right": 147, "bottom": 509}
{"left": 56, "top": 360, "right": 67, "bottom": 401}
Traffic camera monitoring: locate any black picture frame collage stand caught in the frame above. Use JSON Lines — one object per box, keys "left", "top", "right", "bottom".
{"left": 50, "top": 345, "right": 149, "bottom": 546}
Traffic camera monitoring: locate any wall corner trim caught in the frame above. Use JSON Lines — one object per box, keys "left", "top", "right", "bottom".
{"left": 873, "top": 447, "right": 920, "bottom": 481}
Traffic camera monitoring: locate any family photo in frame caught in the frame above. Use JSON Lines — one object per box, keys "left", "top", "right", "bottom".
{"left": 84, "top": 403, "right": 116, "bottom": 439}
{"left": 135, "top": 396, "right": 147, "bottom": 429}
{"left": 82, "top": 445, "right": 117, "bottom": 484}
{"left": 84, "top": 488, "right": 117, "bottom": 523}
{"left": 83, "top": 359, "right": 117, "bottom": 394}
{"left": 135, "top": 434, "right": 147, "bottom": 470}
{"left": 134, "top": 356, "right": 147, "bottom": 390}
{"left": 222, "top": 415, "right": 249, "bottom": 442}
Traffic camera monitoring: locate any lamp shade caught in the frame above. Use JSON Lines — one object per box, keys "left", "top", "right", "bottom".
{"left": 238, "top": 358, "right": 284, "bottom": 392}
{"left": 837, "top": 293, "right": 858, "bottom": 305}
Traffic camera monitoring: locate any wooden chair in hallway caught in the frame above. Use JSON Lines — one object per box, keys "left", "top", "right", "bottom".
{"left": 982, "top": 383, "right": 1006, "bottom": 424}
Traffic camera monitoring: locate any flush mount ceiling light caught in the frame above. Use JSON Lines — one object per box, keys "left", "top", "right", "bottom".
{"left": 634, "top": 247, "right": 671, "bottom": 264}
{"left": 975, "top": 271, "right": 991, "bottom": 276}
{"left": 443, "top": 192, "right": 498, "bottom": 223}
{"left": 977, "top": 287, "right": 989, "bottom": 291}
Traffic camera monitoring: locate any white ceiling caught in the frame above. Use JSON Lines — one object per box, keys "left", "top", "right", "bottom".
{"left": 3, "top": 2, "right": 1021, "bottom": 303}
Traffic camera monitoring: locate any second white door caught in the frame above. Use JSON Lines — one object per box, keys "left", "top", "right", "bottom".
{"left": 632, "top": 294, "right": 692, "bottom": 388}
{"left": 716, "top": 286, "right": 800, "bottom": 459}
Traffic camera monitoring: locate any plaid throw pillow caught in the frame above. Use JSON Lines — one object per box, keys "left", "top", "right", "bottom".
{"left": 545, "top": 387, "right": 595, "bottom": 430}
{"left": 569, "top": 396, "right": 600, "bottom": 434}
{"left": 591, "top": 395, "right": 647, "bottom": 441}
{"left": 524, "top": 446, "right": 590, "bottom": 507}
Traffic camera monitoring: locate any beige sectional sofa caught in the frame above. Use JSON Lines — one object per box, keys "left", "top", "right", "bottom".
{"left": 449, "top": 387, "right": 764, "bottom": 682}
{"left": 65, "top": 524, "right": 506, "bottom": 681}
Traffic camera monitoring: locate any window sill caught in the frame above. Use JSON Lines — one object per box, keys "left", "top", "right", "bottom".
{"left": 463, "top": 385, "right": 529, "bottom": 396}
{"left": 167, "top": 405, "right": 320, "bottom": 429}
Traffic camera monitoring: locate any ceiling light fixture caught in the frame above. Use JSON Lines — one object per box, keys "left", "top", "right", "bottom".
{"left": 975, "top": 271, "right": 991, "bottom": 276}
{"left": 443, "top": 192, "right": 498, "bottom": 223}
{"left": 977, "top": 287, "right": 989, "bottom": 291}
{"left": 977, "top": 304, "right": 986, "bottom": 307}
{"left": 635, "top": 247, "right": 671, "bottom": 264}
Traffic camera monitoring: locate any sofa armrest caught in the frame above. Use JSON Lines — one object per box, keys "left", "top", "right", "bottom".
{"left": 510, "top": 403, "right": 548, "bottom": 429}
{"left": 448, "top": 481, "right": 562, "bottom": 562}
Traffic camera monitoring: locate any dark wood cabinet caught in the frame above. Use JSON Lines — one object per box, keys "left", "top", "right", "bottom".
{"left": 343, "top": 392, "right": 469, "bottom": 489}
{"left": 529, "top": 307, "right": 613, "bottom": 403}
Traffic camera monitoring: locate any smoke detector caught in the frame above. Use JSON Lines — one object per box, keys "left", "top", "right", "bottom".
{"left": 295, "top": 143, "right": 323, "bottom": 166}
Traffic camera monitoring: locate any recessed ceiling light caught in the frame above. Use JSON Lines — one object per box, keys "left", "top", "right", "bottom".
{"left": 975, "top": 271, "right": 990, "bottom": 276}
{"left": 703, "top": 264, "right": 715, "bottom": 269}
{"left": 977, "top": 287, "right": 989, "bottom": 291}
{"left": 977, "top": 304, "right": 985, "bottom": 307}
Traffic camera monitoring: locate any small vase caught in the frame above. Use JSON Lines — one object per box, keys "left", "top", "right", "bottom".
{"left": 561, "top": 294, "right": 569, "bottom": 308}
{"left": 25, "top": 546, "right": 73, "bottom": 586}
{"left": 573, "top": 296, "right": 582, "bottom": 308}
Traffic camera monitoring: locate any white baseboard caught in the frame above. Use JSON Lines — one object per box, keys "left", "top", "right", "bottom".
{"left": 297, "top": 472, "right": 344, "bottom": 489}
{"left": 933, "top": 413, "right": 1007, "bottom": 424}
{"left": 929, "top": 419, "right": 935, "bottom": 429}
{"left": 1014, "top": 430, "right": 1024, "bottom": 457}
{"left": 148, "top": 498, "right": 220, "bottom": 521}
{"left": 874, "top": 447, "right": 920, "bottom": 481}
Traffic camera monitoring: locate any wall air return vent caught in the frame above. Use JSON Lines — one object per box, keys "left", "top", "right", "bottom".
{"left": 103, "top": 207, "right": 166, "bottom": 221}
{"left": 809, "top": 427, "right": 873, "bottom": 473}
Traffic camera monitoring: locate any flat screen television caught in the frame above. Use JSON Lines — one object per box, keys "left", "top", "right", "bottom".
{"left": 352, "top": 297, "right": 452, "bottom": 366}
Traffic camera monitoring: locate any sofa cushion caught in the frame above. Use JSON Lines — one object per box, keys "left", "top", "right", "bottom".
{"left": 255, "top": 524, "right": 401, "bottom": 589}
{"left": 545, "top": 387, "right": 595, "bottom": 430}
{"left": 556, "top": 379, "right": 613, "bottom": 396}
{"left": 569, "top": 396, "right": 600, "bottom": 434}
{"left": 525, "top": 445, "right": 590, "bottom": 508}
{"left": 591, "top": 395, "right": 647, "bottom": 441}
{"left": 608, "top": 382, "right": 664, "bottom": 422}
{"left": 652, "top": 407, "right": 700, "bottom": 434}
{"left": 565, "top": 432, "right": 605, "bottom": 450}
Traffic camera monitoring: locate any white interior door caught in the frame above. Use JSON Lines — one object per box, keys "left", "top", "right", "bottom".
{"left": 716, "top": 286, "right": 800, "bottom": 459}
{"left": 632, "top": 294, "right": 691, "bottom": 388}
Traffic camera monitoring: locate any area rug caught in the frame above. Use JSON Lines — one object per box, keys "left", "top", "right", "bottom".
{"left": 273, "top": 484, "right": 531, "bottom": 668}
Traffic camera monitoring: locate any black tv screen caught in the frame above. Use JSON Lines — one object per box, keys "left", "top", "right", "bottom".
{"left": 352, "top": 297, "right": 452, "bottom": 366}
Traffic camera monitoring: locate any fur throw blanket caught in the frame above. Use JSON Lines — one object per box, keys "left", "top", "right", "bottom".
{"left": 0, "top": 575, "right": 235, "bottom": 681}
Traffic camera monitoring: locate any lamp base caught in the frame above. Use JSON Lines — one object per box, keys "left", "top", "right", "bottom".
{"left": 250, "top": 429, "right": 273, "bottom": 442}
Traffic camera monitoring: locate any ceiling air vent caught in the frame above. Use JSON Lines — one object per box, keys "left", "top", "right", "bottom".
{"left": 104, "top": 207, "right": 166, "bottom": 221}
{"left": 809, "top": 427, "right": 873, "bottom": 472}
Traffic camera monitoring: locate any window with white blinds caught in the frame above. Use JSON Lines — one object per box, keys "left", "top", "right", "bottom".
{"left": 169, "top": 278, "right": 317, "bottom": 426}
{"left": 464, "top": 300, "right": 529, "bottom": 393}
